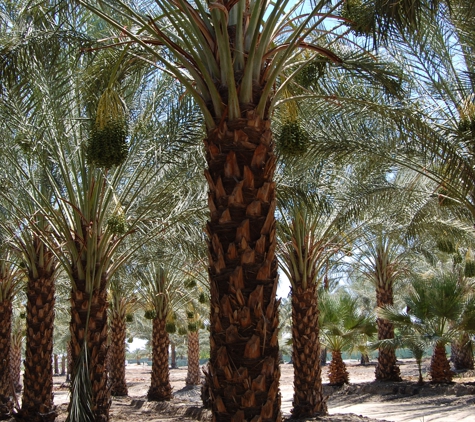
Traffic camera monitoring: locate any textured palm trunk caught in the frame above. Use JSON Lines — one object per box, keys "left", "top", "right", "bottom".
{"left": 185, "top": 330, "right": 201, "bottom": 386}
{"left": 375, "top": 283, "right": 401, "bottom": 381}
{"left": 10, "top": 334, "right": 22, "bottom": 393}
{"left": 147, "top": 317, "right": 172, "bottom": 401}
{"left": 203, "top": 112, "right": 281, "bottom": 422}
{"left": 109, "top": 313, "right": 128, "bottom": 396}
{"left": 291, "top": 284, "right": 326, "bottom": 418}
{"left": 0, "top": 299, "right": 13, "bottom": 419}
{"left": 451, "top": 334, "right": 474, "bottom": 370}
{"left": 18, "top": 269, "right": 56, "bottom": 422}
{"left": 61, "top": 354, "right": 66, "bottom": 376}
{"left": 328, "top": 350, "right": 349, "bottom": 386}
{"left": 430, "top": 343, "right": 453, "bottom": 383}
{"left": 69, "top": 286, "right": 110, "bottom": 422}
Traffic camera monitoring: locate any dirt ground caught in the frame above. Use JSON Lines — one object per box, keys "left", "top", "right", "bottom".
{"left": 13, "top": 358, "right": 475, "bottom": 421}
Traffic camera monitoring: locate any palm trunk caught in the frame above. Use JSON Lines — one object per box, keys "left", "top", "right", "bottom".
{"left": 109, "top": 312, "right": 128, "bottom": 396}
{"left": 328, "top": 350, "right": 349, "bottom": 386}
{"left": 451, "top": 334, "right": 474, "bottom": 370}
{"left": 203, "top": 113, "right": 281, "bottom": 422}
{"left": 291, "top": 284, "right": 326, "bottom": 418}
{"left": 10, "top": 332, "right": 22, "bottom": 393}
{"left": 0, "top": 299, "right": 13, "bottom": 419}
{"left": 54, "top": 354, "right": 59, "bottom": 375}
{"left": 147, "top": 317, "right": 172, "bottom": 401}
{"left": 18, "top": 270, "right": 56, "bottom": 422}
{"left": 185, "top": 330, "right": 201, "bottom": 386}
{"left": 430, "top": 343, "right": 453, "bottom": 383}
{"left": 69, "top": 287, "right": 110, "bottom": 422}
{"left": 66, "top": 343, "right": 72, "bottom": 382}
{"left": 375, "top": 282, "right": 401, "bottom": 381}
{"left": 61, "top": 354, "right": 66, "bottom": 376}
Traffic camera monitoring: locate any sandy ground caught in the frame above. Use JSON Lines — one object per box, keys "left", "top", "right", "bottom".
{"left": 14, "top": 358, "right": 475, "bottom": 421}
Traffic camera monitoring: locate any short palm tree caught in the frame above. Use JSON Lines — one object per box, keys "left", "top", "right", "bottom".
{"left": 320, "top": 291, "right": 376, "bottom": 386}
{"left": 136, "top": 260, "right": 189, "bottom": 401}
{"left": 108, "top": 273, "right": 139, "bottom": 396}
{"left": 380, "top": 269, "right": 475, "bottom": 383}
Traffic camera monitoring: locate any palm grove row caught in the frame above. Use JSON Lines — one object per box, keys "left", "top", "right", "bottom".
{"left": 0, "top": 1, "right": 474, "bottom": 421}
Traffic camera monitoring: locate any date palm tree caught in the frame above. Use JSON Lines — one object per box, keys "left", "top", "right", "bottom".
{"left": 75, "top": 1, "right": 350, "bottom": 418}
{"left": 136, "top": 260, "right": 188, "bottom": 401}
{"left": 277, "top": 182, "right": 361, "bottom": 416}
{"left": 108, "top": 273, "right": 139, "bottom": 396}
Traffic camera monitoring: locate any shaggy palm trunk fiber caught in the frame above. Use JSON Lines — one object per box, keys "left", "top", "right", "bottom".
{"left": 203, "top": 112, "right": 281, "bottom": 422}
{"left": 430, "top": 343, "right": 453, "bottom": 383}
{"left": 328, "top": 350, "right": 349, "bottom": 386}
{"left": 109, "top": 313, "right": 128, "bottom": 396}
{"left": 148, "top": 317, "right": 172, "bottom": 401}
{"left": 69, "top": 287, "right": 110, "bottom": 422}
{"left": 0, "top": 299, "right": 13, "bottom": 419}
{"left": 451, "top": 334, "right": 474, "bottom": 370}
{"left": 291, "top": 284, "right": 326, "bottom": 418}
{"left": 375, "top": 283, "right": 401, "bottom": 381}
{"left": 185, "top": 331, "right": 201, "bottom": 386}
{"left": 10, "top": 330, "right": 22, "bottom": 393}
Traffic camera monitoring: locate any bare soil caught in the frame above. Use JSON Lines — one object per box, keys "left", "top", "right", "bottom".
{"left": 11, "top": 358, "right": 475, "bottom": 421}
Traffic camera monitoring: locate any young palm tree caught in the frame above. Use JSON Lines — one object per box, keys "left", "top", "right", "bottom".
{"left": 354, "top": 230, "right": 407, "bottom": 382}
{"left": 137, "top": 261, "right": 185, "bottom": 401}
{"left": 108, "top": 274, "right": 139, "bottom": 396}
{"left": 320, "top": 291, "right": 376, "bottom": 386}
{"left": 380, "top": 269, "right": 475, "bottom": 383}
{"left": 277, "top": 184, "right": 360, "bottom": 416}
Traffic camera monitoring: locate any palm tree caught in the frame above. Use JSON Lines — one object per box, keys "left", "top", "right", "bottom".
{"left": 76, "top": 1, "right": 350, "bottom": 418}
{"left": 137, "top": 261, "right": 185, "bottom": 401}
{"left": 0, "top": 247, "right": 21, "bottom": 419}
{"left": 380, "top": 268, "right": 475, "bottom": 383}
{"left": 108, "top": 273, "right": 139, "bottom": 396}
{"left": 10, "top": 313, "right": 24, "bottom": 393}
{"left": 277, "top": 185, "right": 360, "bottom": 416}
{"left": 319, "top": 291, "right": 376, "bottom": 386}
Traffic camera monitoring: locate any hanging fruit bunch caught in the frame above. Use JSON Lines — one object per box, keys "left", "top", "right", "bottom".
{"left": 107, "top": 207, "right": 127, "bottom": 235}
{"left": 341, "top": 0, "right": 375, "bottom": 36}
{"left": 87, "top": 87, "right": 129, "bottom": 168}
{"left": 278, "top": 120, "right": 310, "bottom": 157}
{"left": 296, "top": 56, "right": 328, "bottom": 88}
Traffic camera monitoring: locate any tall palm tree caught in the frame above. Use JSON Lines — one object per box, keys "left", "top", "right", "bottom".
{"left": 76, "top": 2, "right": 349, "bottom": 419}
